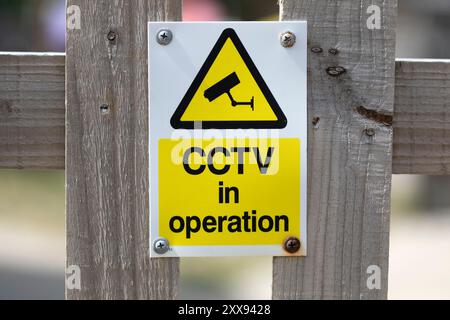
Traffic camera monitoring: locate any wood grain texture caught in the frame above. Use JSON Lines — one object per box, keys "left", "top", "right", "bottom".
{"left": 273, "top": 0, "right": 397, "bottom": 299}
{"left": 0, "top": 52, "right": 65, "bottom": 169}
{"left": 393, "top": 59, "right": 450, "bottom": 175}
{"left": 66, "top": 0, "right": 181, "bottom": 299}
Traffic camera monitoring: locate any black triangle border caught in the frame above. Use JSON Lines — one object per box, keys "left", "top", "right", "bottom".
{"left": 170, "top": 28, "right": 287, "bottom": 130}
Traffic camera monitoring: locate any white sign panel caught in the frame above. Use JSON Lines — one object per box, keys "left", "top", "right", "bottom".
{"left": 149, "top": 22, "right": 307, "bottom": 257}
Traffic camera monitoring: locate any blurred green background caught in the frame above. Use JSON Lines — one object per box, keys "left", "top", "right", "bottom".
{"left": 1, "top": 0, "right": 450, "bottom": 300}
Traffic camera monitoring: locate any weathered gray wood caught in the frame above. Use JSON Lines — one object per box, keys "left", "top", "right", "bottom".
{"left": 0, "top": 52, "right": 65, "bottom": 169}
{"left": 66, "top": 0, "right": 181, "bottom": 299}
{"left": 273, "top": 0, "right": 397, "bottom": 299}
{"left": 393, "top": 59, "right": 450, "bottom": 175}
{"left": 3, "top": 54, "right": 450, "bottom": 175}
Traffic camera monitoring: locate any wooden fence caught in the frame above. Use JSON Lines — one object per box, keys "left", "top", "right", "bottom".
{"left": 0, "top": 0, "right": 449, "bottom": 300}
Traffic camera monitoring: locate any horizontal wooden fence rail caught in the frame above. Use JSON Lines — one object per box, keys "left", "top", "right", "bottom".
{"left": 393, "top": 59, "right": 450, "bottom": 175}
{"left": 1, "top": 53, "right": 450, "bottom": 174}
{"left": 0, "top": 52, "right": 65, "bottom": 169}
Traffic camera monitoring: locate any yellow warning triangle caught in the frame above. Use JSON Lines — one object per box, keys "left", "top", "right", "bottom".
{"left": 171, "top": 28, "right": 287, "bottom": 129}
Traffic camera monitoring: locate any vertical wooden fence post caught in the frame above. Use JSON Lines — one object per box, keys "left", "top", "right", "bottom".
{"left": 273, "top": 0, "right": 397, "bottom": 299}
{"left": 66, "top": 0, "right": 182, "bottom": 299}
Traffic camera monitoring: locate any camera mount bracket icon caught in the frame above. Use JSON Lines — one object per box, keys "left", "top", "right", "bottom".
{"left": 170, "top": 28, "right": 287, "bottom": 130}
{"left": 204, "top": 72, "right": 254, "bottom": 111}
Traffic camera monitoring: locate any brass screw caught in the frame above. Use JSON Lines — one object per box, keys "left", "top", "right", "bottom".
{"left": 284, "top": 237, "right": 301, "bottom": 254}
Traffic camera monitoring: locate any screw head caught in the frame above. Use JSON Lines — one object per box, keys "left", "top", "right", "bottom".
{"left": 156, "top": 29, "right": 173, "bottom": 46}
{"left": 153, "top": 238, "right": 170, "bottom": 254}
{"left": 284, "top": 237, "right": 301, "bottom": 254}
{"left": 280, "top": 31, "right": 296, "bottom": 48}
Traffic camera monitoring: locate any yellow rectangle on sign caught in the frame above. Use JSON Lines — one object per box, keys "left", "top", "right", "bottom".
{"left": 158, "top": 138, "right": 300, "bottom": 246}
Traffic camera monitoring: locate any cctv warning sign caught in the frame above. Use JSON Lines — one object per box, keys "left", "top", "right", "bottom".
{"left": 149, "top": 22, "right": 307, "bottom": 257}
{"left": 171, "top": 28, "right": 287, "bottom": 129}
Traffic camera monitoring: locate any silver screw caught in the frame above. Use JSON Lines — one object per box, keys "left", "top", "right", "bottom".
{"left": 153, "top": 238, "right": 170, "bottom": 254}
{"left": 156, "top": 29, "right": 173, "bottom": 46}
{"left": 280, "top": 31, "right": 296, "bottom": 48}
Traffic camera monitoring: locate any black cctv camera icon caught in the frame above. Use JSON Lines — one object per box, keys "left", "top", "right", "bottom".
{"left": 204, "top": 72, "right": 254, "bottom": 111}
